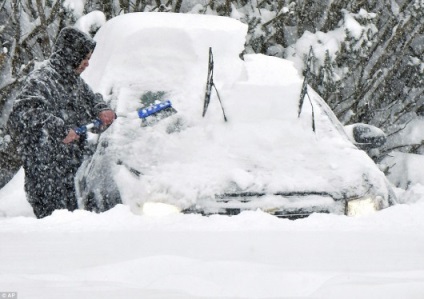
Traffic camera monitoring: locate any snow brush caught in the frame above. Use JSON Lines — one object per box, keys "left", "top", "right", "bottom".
{"left": 75, "top": 100, "right": 177, "bottom": 135}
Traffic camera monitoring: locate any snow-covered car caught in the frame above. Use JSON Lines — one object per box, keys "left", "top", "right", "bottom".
{"left": 78, "top": 12, "right": 396, "bottom": 218}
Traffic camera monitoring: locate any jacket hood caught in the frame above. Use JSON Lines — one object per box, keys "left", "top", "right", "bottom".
{"left": 50, "top": 27, "right": 96, "bottom": 73}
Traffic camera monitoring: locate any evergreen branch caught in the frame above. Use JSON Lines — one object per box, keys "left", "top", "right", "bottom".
{"left": 262, "top": 9, "right": 289, "bottom": 28}
{"left": 20, "top": 0, "right": 61, "bottom": 48}
{"left": 0, "top": 79, "right": 18, "bottom": 113}
{"left": 386, "top": 119, "right": 413, "bottom": 138}
{"left": 0, "top": 0, "right": 7, "bottom": 10}
{"left": 379, "top": 142, "right": 424, "bottom": 158}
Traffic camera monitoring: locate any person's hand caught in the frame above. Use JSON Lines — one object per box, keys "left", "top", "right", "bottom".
{"left": 63, "top": 129, "right": 80, "bottom": 144}
{"left": 98, "top": 110, "right": 115, "bottom": 126}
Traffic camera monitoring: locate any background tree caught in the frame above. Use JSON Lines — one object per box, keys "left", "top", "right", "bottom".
{"left": 0, "top": 0, "right": 75, "bottom": 124}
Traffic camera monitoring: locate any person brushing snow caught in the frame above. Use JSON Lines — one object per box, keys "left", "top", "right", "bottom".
{"left": 7, "top": 27, "right": 115, "bottom": 218}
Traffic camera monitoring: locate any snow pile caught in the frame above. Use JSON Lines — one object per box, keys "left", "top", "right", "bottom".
{"left": 383, "top": 152, "right": 424, "bottom": 191}
{"left": 85, "top": 12, "right": 247, "bottom": 98}
{"left": 0, "top": 169, "right": 31, "bottom": 217}
{"left": 63, "top": 0, "right": 85, "bottom": 18}
{"left": 0, "top": 200, "right": 424, "bottom": 298}
{"left": 75, "top": 11, "right": 106, "bottom": 34}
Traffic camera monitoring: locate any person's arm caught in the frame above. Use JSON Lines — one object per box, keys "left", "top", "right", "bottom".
{"left": 62, "top": 128, "right": 80, "bottom": 144}
{"left": 79, "top": 79, "right": 115, "bottom": 127}
{"left": 63, "top": 80, "right": 115, "bottom": 144}
{"left": 8, "top": 79, "right": 68, "bottom": 145}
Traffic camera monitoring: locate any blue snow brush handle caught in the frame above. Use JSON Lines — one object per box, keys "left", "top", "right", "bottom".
{"left": 75, "top": 119, "right": 102, "bottom": 135}
{"left": 137, "top": 100, "right": 172, "bottom": 119}
{"left": 75, "top": 100, "right": 174, "bottom": 135}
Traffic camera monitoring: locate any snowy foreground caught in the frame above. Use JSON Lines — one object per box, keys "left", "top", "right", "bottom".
{"left": 1, "top": 170, "right": 424, "bottom": 298}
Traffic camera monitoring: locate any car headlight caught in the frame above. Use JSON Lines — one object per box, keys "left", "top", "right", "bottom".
{"left": 142, "top": 202, "right": 181, "bottom": 216}
{"left": 346, "top": 197, "right": 378, "bottom": 217}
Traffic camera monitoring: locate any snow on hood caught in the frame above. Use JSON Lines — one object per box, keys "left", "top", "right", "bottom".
{"left": 82, "top": 13, "right": 393, "bottom": 212}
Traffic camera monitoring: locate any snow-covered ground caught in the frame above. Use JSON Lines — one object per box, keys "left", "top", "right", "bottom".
{"left": 1, "top": 12, "right": 424, "bottom": 299}
{"left": 1, "top": 170, "right": 424, "bottom": 298}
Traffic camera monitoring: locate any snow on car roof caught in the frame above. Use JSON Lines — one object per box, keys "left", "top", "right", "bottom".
{"left": 84, "top": 12, "right": 247, "bottom": 99}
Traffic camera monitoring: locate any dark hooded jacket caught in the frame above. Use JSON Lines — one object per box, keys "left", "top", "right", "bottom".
{"left": 8, "top": 27, "right": 109, "bottom": 164}
{"left": 7, "top": 27, "right": 110, "bottom": 217}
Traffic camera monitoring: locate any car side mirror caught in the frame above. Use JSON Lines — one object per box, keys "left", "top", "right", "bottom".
{"left": 344, "top": 123, "right": 386, "bottom": 150}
